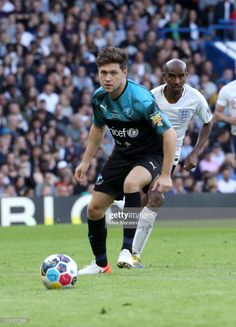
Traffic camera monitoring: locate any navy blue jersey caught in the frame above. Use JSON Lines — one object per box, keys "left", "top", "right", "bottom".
{"left": 92, "top": 79, "right": 171, "bottom": 156}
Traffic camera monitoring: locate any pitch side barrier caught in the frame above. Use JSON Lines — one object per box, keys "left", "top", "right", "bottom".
{"left": 0, "top": 193, "right": 235, "bottom": 227}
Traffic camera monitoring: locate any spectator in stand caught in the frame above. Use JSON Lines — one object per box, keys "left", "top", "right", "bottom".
{"left": 126, "top": 2, "right": 150, "bottom": 39}
{"left": 55, "top": 182, "right": 71, "bottom": 197}
{"left": 187, "top": 63, "right": 200, "bottom": 88}
{"left": 216, "top": 68, "right": 234, "bottom": 89}
{"left": 72, "top": 65, "right": 94, "bottom": 94}
{"left": 4, "top": 74, "right": 24, "bottom": 106}
{"left": 0, "top": 171, "right": 8, "bottom": 196}
{"left": 48, "top": 3, "right": 64, "bottom": 26}
{"left": 211, "top": 143, "right": 226, "bottom": 168}
{"left": 214, "top": 0, "right": 234, "bottom": 24}
{"left": 164, "top": 12, "right": 181, "bottom": 41}
{"left": 35, "top": 172, "right": 57, "bottom": 197}
{"left": 214, "top": 0, "right": 235, "bottom": 39}
{"left": 204, "top": 175, "right": 219, "bottom": 192}
{"left": 200, "top": 74, "right": 218, "bottom": 105}
{"left": 37, "top": 84, "right": 59, "bottom": 114}
{"left": 2, "top": 184, "right": 17, "bottom": 197}
{"left": 183, "top": 175, "right": 195, "bottom": 192}
{"left": 215, "top": 129, "right": 233, "bottom": 153}
{"left": 59, "top": 93, "right": 73, "bottom": 119}
{"left": 41, "top": 184, "right": 55, "bottom": 196}
{"left": 192, "top": 180, "right": 203, "bottom": 193}
{"left": 224, "top": 152, "right": 236, "bottom": 169}
{"left": 217, "top": 164, "right": 236, "bottom": 193}
{"left": 66, "top": 113, "right": 85, "bottom": 146}
{"left": 129, "top": 51, "right": 152, "bottom": 82}
{"left": 171, "top": 176, "right": 187, "bottom": 194}
{"left": 199, "top": 150, "right": 219, "bottom": 175}
{"left": 119, "top": 27, "right": 139, "bottom": 57}
{"left": 54, "top": 104, "right": 70, "bottom": 134}
{"left": 35, "top": 63, "right": 48, "bottom": 93}
{"left": 181, "top": 9, "right": 201, "bottom": 50}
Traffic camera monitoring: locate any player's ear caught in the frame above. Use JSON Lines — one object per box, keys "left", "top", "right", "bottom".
{"left": 162, "top": 72, "right": 166, "bottom": 80}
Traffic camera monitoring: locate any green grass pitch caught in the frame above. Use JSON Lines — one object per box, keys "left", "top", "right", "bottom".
{"left": 0, "top": 221, "right": 236, "bottom": 327}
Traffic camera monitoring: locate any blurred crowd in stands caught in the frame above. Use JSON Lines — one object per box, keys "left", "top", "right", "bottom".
{"left": 0, "top": 0, "right": 236, "bottom": 197}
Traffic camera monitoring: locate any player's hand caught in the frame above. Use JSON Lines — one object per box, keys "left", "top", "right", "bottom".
{"left": 74, "top": 162, "right": 89, "bottom": 184}
{"left": 183, "top": 152, "right": 198, "bottom": 171}
{"left": 151, "top": 175, "right": 172, "bottom": 193}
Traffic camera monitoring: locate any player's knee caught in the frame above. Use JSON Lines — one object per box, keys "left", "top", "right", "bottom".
{"left": 148, "top": 191, "right": 165, "bottom": 208}
{"left": 87, "top": 202, "right": 105, "bottom": 220}
{"left": 123, "top": 179, "right": 139, "bottom": 193}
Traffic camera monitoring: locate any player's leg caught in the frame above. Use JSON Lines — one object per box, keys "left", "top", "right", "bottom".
{"left": 79, "top": 151, "right": 131, "bottom": 274}
{"left": 132, "top": 190, "right": 165, "bottom": 267}
{"left": 132, "top": 163, "right": 177, "bottom": 267}
{"left": 117, "top": 165, "right": 152, "bottom": 269}
{"left": 78, "top": 191, "right": 115, "bottom": 275}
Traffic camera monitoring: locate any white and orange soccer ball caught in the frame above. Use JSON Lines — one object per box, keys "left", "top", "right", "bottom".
{"left": 40, "top": 254, "right": 78, "bottom": 289}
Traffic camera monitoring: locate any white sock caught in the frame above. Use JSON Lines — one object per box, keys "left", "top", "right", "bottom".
{"left": 132, "top": 207, "right": 157, "bottom": 255}
{"left": 113, "top": 200, "right": 125, "bottom": 210}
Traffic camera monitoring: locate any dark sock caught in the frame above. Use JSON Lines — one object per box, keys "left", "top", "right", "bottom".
{"left": 88, "top": 217, "right": 107, "bottom": 267}
{"left": 122, "top": 192, "right": 141, "bottom": 252}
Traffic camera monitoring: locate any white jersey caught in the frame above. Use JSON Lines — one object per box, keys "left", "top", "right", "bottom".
{"left": 216, "top": 80, "right": 236, "bottom": 136}
{"left": 151, "top": 84, "right": 213, "bottom": 162}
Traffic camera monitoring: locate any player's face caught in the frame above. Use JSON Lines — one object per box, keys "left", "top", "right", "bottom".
{"left": 163, "top": 68, "right": 188, "bottom": 95}
{"left": 98, "top": 63, "right": 127, "bottom": 99}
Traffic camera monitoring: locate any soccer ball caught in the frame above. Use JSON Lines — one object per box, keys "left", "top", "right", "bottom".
{"left": 40, "top": 254, "right": 78, "bottom": 289}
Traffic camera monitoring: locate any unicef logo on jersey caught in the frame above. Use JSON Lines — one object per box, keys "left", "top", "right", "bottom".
{"left": 109, "top": 127, "right": 139, "bottom": 138}
{"left": 127, "top": 128, "right": 139, "bottom": 138}
{"left": 178, "top": 109, "right": 191, "bottom": 121}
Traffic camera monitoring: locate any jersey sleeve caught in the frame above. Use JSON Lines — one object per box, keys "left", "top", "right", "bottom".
{"left": 92, "top": 99, "right": 105, "bottom": 127}
{"left": 195, "top": 94, "right": 213, "bottom": 123}
{"left": 143, "top": 98, "right": 172, "bottom": 134}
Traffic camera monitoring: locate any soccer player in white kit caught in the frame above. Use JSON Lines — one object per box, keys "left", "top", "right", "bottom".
{"left": 132, "top": 59, "right": 214, "bottom": 268}
{"left": 215, "top": 80, "right": 236, "bottom": 155}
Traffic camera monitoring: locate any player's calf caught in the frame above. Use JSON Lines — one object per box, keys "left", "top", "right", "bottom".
{"left": 132, "top": 192, "right": 165, "bottom": 264}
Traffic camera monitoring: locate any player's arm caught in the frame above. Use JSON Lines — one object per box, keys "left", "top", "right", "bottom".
{"left": 184, "top": 118, "right": 213, "bottom": 171}
{"left": 144, "top": 98, "right": 176, "bottom": 192}
{"left": 215, "top": 103, "right": 236, "bottom": 125}
{"left": 152, "top": 127, "right": 176, "bottom": 193}
{"left": 74, "top": 124, "right": 106, "bottom": 184}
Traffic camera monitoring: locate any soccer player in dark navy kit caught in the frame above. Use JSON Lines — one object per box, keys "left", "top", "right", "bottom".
{"left": 75, "top": 47, "right": 176, "bottom": 275}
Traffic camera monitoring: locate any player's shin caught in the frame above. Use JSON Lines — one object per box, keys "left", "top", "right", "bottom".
{"left": 88, "top": 217, "right": 107, "bottom": 267}
{"left": 121, "top": 192, "right": 141, "bottom": 252}
{"left": 132, "top": 206, "right": 157, "bottom": 255}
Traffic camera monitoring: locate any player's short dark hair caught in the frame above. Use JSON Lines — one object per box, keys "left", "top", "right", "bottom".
{"left": 96, "top": 47, "right": 128, "bottom": 70}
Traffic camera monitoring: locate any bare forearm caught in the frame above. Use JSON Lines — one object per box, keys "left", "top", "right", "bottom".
{"left": 215, "top": 104, "right": 236, "bottom": 124}
{"left": 192, "top": 119, "right": 213, "bottom": 154}
{"left": 161, "top": 128, "right": 176, "bottom": 176}
{"left": 82, "top": 124, "right": 106, "bottom": 164}
{"left": 215, "top": 111, "right": 232, "bottom": 124}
